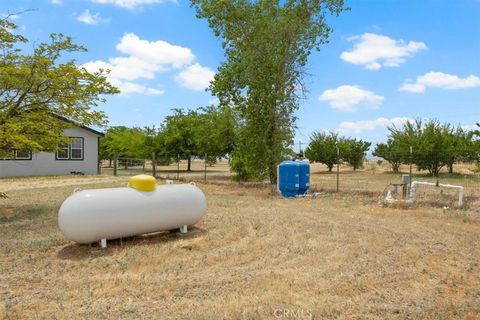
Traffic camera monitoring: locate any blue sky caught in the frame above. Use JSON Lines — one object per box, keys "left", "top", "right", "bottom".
{"left": 2, "top": 0, "right": 480, "bottom": 151}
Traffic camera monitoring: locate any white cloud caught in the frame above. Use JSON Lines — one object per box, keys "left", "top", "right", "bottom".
{"left": 400, "top": 71, "right": 480, "bottom": 93}
{"left": 461, "top": 124, "right": 478, "bottom": 132}
{"left": 398, "top": 83, "right": 425, "bottom": 93}
{"left": 76, "top": 9, "right": 110, "bottom": 25}
{"left": 175, "top": 63, "right": 215, "bottom": 91}
{"left": 319, "top": 85, "right": 384, "bottom": 112}
{"left": 91, "top": 0, "right": 171, "bottom": 10}
{"left": 82, "top": 60, "right": 164, "bottom": 96}
{"left": 82, "top": 33, "right": 212, "bottom": 95}
{"left": 51, "top": 0, "right": 62, "bottom": 4}
{"left": 340, "top": 33, "right": 427, "bottom": 70}
{"left": 116, "top": 81, "right": 164, "bottom": 95}
{"left": 338, "top": 117, "right": 413, "bottom": 134}
{"left": 208, "top": 97, "right": 220, "bottom": 106}
{"left": 116, "top": 33, "right": 194, "bottom": 69}
{"left": 82, "top": 34, "right": 193, "bottom": 89}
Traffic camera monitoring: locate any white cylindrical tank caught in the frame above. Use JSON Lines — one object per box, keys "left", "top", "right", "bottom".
{"left": 58, "top": 181, "right": 207, "bottom": 244}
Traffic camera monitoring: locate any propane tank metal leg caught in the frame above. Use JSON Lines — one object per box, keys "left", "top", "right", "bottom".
{"left": 100, "top": 238, "right": 107, "bottom": 248}
{"left": 180, "top": 225, "right": 188, "bottom": 234}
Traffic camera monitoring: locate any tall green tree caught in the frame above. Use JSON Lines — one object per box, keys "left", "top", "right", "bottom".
{"left": 191, "top": 0, "right": 346, "bottom": 183}
{"left": 0, "top": 16, "right": 118, "bottom": 157}
{"left": 305, "top": 131, "right": 339, "bottom": 171}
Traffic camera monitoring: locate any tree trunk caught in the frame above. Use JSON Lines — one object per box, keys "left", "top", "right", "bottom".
{"left": 392, "top": 163, "right": 400, "bottom": 173}
{"left": 328, "top": 164, "right": 333, "bottom": 172}
{"left": 187, "top": 157, "right": 192, "bottom": 171}
{"left": 449, "top": 163, "right": 453, "bottom": 174}
{"left": 109, "top": 159, "right": 112, "bottom": 168}
{"left": 269, "top": 160, "right": 277, "bottom": 185}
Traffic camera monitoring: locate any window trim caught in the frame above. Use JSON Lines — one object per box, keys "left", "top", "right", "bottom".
{"left": 56, "top": 143, "right": 70, "bottom": 160}
{"left": 55, "top": 137, "right": 84, "bottom": 161}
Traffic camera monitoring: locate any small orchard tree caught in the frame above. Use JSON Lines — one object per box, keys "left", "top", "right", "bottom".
{"left": 386, "top": 119, "right": 473, "bottom": 176}
{"left": 445, "top": 126, "right": 476, "bottom": 173}
{"left": 339, "top": 138, "right": 371, "bottom": 171}
{"left": 194, "top": 105, "right": 236, "bottom": 165}
{"left": 100, "top": 126, "right": 148, "bottom": 168}
{"left": 158, "top": 109, "right": 200, "bottom": 171}
{"left": 305, "top": 131, "right": 339, "bottom": 171}
{"left": 373, "top": 139, "right": 407, "bottom": 172}
{"left": 100, "top": 126, "right": 127, "bottom": 164}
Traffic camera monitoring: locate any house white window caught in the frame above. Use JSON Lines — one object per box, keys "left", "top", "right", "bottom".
{"left": 14, "top": 150, "right": 32, "bottom": 160}
{"left": 56, "top": 137, "right": 84, "bottom": 160}
{"left": 70, "top": 138, "right": 83, "bottom": 159}
{"left": 1, "top": 150, "right": 31, "bottom": 160}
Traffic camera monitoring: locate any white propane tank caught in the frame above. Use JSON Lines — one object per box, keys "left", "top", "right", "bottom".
{"left": 58, "top": 176, "right": 207, "bottom": 245}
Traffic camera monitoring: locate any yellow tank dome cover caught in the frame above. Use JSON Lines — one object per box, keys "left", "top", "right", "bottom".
{"left": 128, "top": 175, "right": 157, "bottom": 192}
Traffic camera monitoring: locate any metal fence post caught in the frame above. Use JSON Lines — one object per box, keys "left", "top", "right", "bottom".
{"left": 113, "top": 154, "right": 118, "bottom": 176}
{"left": 204, "top": 154, "right": 207, "bottom": 183}
{"left": 152, "top": 152, "right": 156, "bottom": 178}
{"left": 336, "top": 146, "right": 340, "bottom": 193}
{"left": 409, "top": 146, "right": 413, "bottom": 192}
{"left": 177, "top": 154, "right": 180, "bottom": 180}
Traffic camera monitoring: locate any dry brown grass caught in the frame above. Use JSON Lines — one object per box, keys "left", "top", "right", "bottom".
{"left": 1, "top": 169, "right": 480, "bottom": 319}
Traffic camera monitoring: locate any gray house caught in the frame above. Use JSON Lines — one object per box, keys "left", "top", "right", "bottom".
{"left": 0, "top": 121, "right": 103, "bottom": 178}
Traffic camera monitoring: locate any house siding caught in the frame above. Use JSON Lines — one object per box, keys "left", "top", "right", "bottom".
{"left": 0, "top": 126, "right": 100, "bottom": 177}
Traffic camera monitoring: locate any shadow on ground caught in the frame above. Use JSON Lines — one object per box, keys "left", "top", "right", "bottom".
{"left": 56, "top": 227, "right": 207, "bottom": 261}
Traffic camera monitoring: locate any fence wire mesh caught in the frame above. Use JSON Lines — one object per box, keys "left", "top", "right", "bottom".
{"left": 100, "top": 155, "right": 480, "bottom": 208}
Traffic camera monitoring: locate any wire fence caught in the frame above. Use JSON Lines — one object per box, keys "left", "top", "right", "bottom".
{"left": 99, "top": 156, "right": 480, "bottom": 209}
{"left": 312, "top": 163, "right": 479, "bottom": 206}
{"left": 100, "top": 156, "right": 229, "bottom": 183}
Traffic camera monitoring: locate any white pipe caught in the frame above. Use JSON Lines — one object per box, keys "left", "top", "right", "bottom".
{"left": 408, "top": 181, "right": 464, "bottom": 207}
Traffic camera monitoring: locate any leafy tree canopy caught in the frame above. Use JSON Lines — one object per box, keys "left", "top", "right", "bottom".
{"left": 305, "top": 131, "right": 339, "bottom": 171}
{"left": 339, "top": 137, "right": 371, "bottom": 171}
{"left": 191, "top": 0, "right": 346, "bottom": 183}
{"left": 381, "top": 119, "right": 476, "bottom": 176}
{"left": 0, "top": 15, "right": 118, "bottom": 157}
{"left": 372, "top": 139, "right": 407, "bottom": 173}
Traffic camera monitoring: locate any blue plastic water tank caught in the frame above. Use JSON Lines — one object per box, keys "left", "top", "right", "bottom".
{"left": 278, "top": 160, "right": 299, "bottom": 198}
{"left": 298, "top": 160, "right": 310, "bottom": 195}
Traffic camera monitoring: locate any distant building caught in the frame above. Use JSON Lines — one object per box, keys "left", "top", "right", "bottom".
{"left": 0, "top": 119, "right": 103, "bottom": 177}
